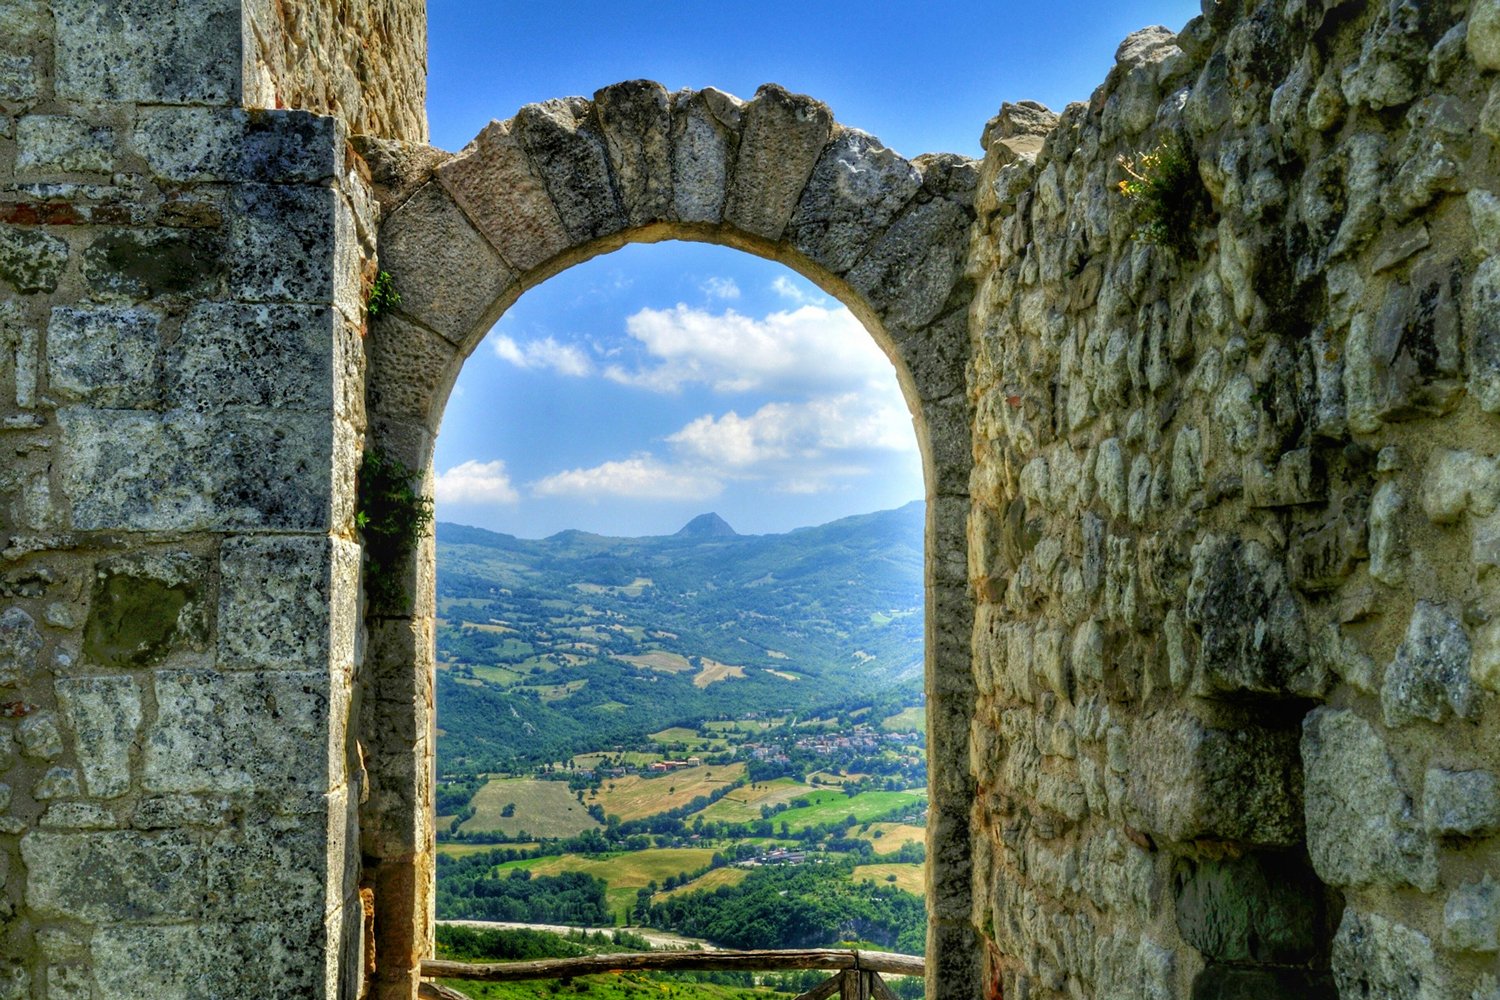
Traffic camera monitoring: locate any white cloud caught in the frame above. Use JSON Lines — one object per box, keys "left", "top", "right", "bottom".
{"left": 491, "top": 334, "right": 593, "bottom": 377}
{"left": 531, "top": 456, "right": 722, "bottom": 501}
{"left": 771, "top": 275, "right": 827, "bottom": 305}
{"left": 435, "top": 460, "right": 520, "bottom": 505}
{"left": 604, "top": 303, "right": 889, "bottom": 394}
{"left": 667, "top": 394, "right": 914, "bottom": 468}
{"left": 701, "top": 276, "right": 740, "bottom": 300}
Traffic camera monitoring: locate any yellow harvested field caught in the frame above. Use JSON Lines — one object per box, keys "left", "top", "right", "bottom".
{"left": 861, "top": 823, "right": 927, "bottom": 854}
{"left": 595, "top": 762, "right": 746, "bottom": 821}
{"left": 505, "top": 848, "right": 719, "bottom": 920}
{"left": 693, "top": 659, "right": 746, "bottom": 687}
{"left": 853, "top": 863, "right": 926, "bottom": 896}
{"left": 616, "top": 651, "right": 693, "bottom": 673}
{"left": 460, "top": 777, "right": 601, "bottom": 837}
{"left": 692, "top": 777, "right": 808, "bottom": 823}
{"left": 763, "top": 668, "right": 799, "bottom": 681}
{"left": 657, "top": 866, "right": 750, "bottom": 900}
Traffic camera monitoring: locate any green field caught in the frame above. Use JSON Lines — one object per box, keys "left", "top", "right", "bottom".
{"left": 771, "top": 789, "right": 927, "bottom": 832}
{"left": 498, "top": 848, "right": 720, "bottom": 921}
{"left": 853, "top": 863, "right": 925, "bottom": 896}
{"left": 460, "top": 777, "right": 601, "bottom": 837}
{"left": 591, "top": 763, "right": 747, "bottom": 821}
{"left": 880, "top": 706, "right": 925, "bottom": 732}
{"left": 692, "top": 777, "right": 809, "bottom": 823}
{"left": 657, "top": 866, "right": 751, "bottom": 900}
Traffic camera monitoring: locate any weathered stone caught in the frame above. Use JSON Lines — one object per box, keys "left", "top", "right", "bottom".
{"left": 132, "top": 794, "right": 231, "bottom": 830}
{"left": 207, "top": 816, "right": 333, "bottom": 924}
{"left": 670, "top": 88, "right": 741, "bottom": 224}
{"left": 133, "top": 107, "right": 339, "bottom": 183}
{"left": 725, "top": 84, "right": 834, "bottom": 242}
{"left": 227, "top": 184, "right": 341, "bottom": 304}
{"left": 1185, "top": 537, "right": 1310, "bottom": 698}
{"left": 21, "top": 829, "right": 204, "bottom": 922}
{"left": 218, "top": 535, "right": 359, "bottom": 673}
{"left": 81, "top": 228, "right": 225, "bottom": 300}
{"left": 377, "top": 181, "right": 514, "bottom": 347}
{"left": 1344, "top": 268, "right": 1464, "bottom": 431}
{"left": 1340, "top": 0, "right": 1442, "bottom": 110}
{"left": 1382, "top": 601, "right": 1476, "bottom": 728}
{"left": 0, "top": 606, "right": 41, "bottom": 688}
{"left": 1471, "top": 0, "right": 1500, "bottom": 71}
{"left": 787, "top": 128, "right": 922, "bottom": 275}
{"left": 1469, "top": 258, "right": 1500, "bottom": 413}
{"left": 93, "top": 921, "right": 322, "bottom": 1000}
{"left": 1423, "top": 767, "right": 1500, "bottom": 837}
{"left": 1445, "top": 876, "right": 1500, "bottom": 953}
{"left": 1127, "top": 711, "right": 1303, "bottom": 848}
{"left": 592, "top": 80, "right": 674, "bottom": 227}
{"left": 1302, "top": 708, "right": 1437, "bottom": 891}
{"left": 56, "top": 676, "right": 142, "bottom": 798}
{"left": 46, "top": 306, "right": 160, "bottom": 407}
{"left": 1368, "top": 482, "right": 1406, "bottom": 585}
{"left": 1332, "top": 909, "right": 1443, "bottom": 1000}
{"left": 165, "top": 303, "right": 337, "bottom": 412}
{"left": 17, "top": 710, "right": 62, "bottom": 760}
{"left": 15, "top": 115, "right": 115, "bottom": 174}
{"left": 1174, "top": 853, "right": 1323, "bottom": 964}
{"left": 41, "top": 801, "right": 119, "bottom": 830}
{"left": 32, "top": 765, "right": 80, "bottom": 799}
{"left": 81, "top": 551, "right": 204, "bottom": 668}
{"left": 847, "top": 196, "right": 971, "bottom": 336}
{"left": 365, "top": 312, "right": 459, "bottom": 423}
{"left": 0, "top": 226, "right": 68, "bottom": 294}
{"left": 143, "top": 669, "right": 334, "bottom": 801}
{"left": 1423, "top": 450, "right": 1499, "bottom": 523}
{"left": 435, "top": 117, "right": 571, "bottom": 273}
{"left": 52, "top": 0, "right": 241, "bottom": 103}
{"left": 515, "top": 98, "right": 627, "bottom": 244}
{"left": 1476, "top": 619, "right": 1500, "bottom": 694}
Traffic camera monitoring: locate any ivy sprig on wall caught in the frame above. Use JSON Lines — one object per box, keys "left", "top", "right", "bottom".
{"left": 367, "top": 270, "right": 402, "bottom": 318}
{"left": 357, "top": 448, "right": 433, "bottom": 609}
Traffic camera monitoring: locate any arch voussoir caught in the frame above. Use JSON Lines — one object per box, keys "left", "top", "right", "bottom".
{"left": 669, "top": 88, "right": 743, "bottom": 225}
{"left": 592, "top": 80, "right": 675, "bottom": 228}
{"left": 723, "top": 84, "right": 834, "bottom": 242}
{"left": 514, "top": 98, "right": 628, "bottom": 245}
{"left": 786, "top": 127, "right": 923, "bottom": 277}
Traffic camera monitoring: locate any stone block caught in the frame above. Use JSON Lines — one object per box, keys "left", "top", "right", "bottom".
{"left": 81, "top": 227, "right": 225, "bottom": 300}
{"left": 1422, "top": 450, "right": 1499, "bottom": 523}
{"left": 143, "top": 669, "right": 335, "bottom": 803}
{"left": 366, "top": 312, "right": 459, "bottom": 423}
{"left": 1445, "top": 876, "right": 1500, "bottom": 953}
{"left": 207, "top": 816, "right": 332, "bottom": 924}
{"left": 17, "top": 710, "right": 62, "bottom": 760}
{"left": 56, "top": 676, "right": 141, "bottom": 798}
{"left": 1302, "top": 708, "right": 1437, "bottom": 891}
{"left": 133, "top": 108, "right": 339, "bottom": 183}
{"left": 53, "top": 0, "right": 240, "bottom": 104}
{"left": 787, "top": 127, "right": 922, "bottom": 275}
{"left": 1127, "top": 711, "right": 1303, "bottom": 848}
{"left": 46, "top": 306, "right": 160, "bottom": 408}
{"left": 0, "top": 606, "right": 41, "bottom": 688}
{"left": 670, "top": 88, "right": 742, "bottom": 224}
{"left": 435, "top": 118, "right": 570, "bottom": 273}
{"left": 1343, "top": 268, "right": 1464, "bottom": 432}
{"left": 165, "top": 303, "right": 336, "bottom": 412}
{"left": 1472, "top": 258, "right": 1500, "bottom": 414}
{"left": 515, "top": 98, "right": 627, "bottom": 243}
{"left": 1470, "top": 0, "right": 1500, "bottom": 72}
{"left": 1332, "top": 908, "right": 1443, "bottom": 1000}
{"left": 227, "top": 185, "right": 337, "bottom": 304}
{"left": 377, "top": 181, "right": 514, "bottom": 347}
{"left": 132, "top": 794, "right": 231, "bottom": 830}
{"left": 847, "top": 196, "right": 971, "bottom": 337}
{"left": 0, "top": 225, "right": 68, "bottom": 294}
{"left": 725, "top": 84, "right": 834, "bottom": 242}
{"left": 1244, "top": 448, "right": 1325, "bottom": 508}
{"left": 1189, "top": 966, "right": 1337, "bottom": 999}
{"left": 1174, "top": 853, "right": 1323, "bottom": 964}
{"left": 592, "top": 80, "right": 674, "bottom": 227}
{"left": 1423, "top": 767, "right": 1500, "bottom": 837}
{"left": 21, "top": 829, "right": 203, "bottom": 922}
{"left": 33, "top": 765, "right": 81, "bottom": 799}
{"left": 1382, "top": 601, "right": 1476, "bottom": 728}
{"left": 1185, "top": 536, "right": 1311, "bottom": 698}
{"left": 16, "top": 115, "right": 115, "bottom": 174}
{"left": 218, "top": 534, "right": 359, "bottom": 673}
{"left": 82, "top": 550, "right": 206, "bottom": 669}
{"left": 92, "top": 922, "right": 324, "bottom": 1000}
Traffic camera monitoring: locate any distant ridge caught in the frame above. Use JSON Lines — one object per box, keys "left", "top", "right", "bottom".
{"left": 674, "top": 512, "right": 738, "bottom": 538}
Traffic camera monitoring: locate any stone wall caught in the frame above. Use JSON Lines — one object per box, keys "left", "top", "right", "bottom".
{"left": 0, "top": 3, "right": 374, "bottom": 997}
{"left": 966, "top": 0, "right": 1500, "bottom": 996}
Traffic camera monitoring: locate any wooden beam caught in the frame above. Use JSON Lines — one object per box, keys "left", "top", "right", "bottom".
{"left": 853, "top": 951, "right": 926, "bottom": 977}
{"left": 793, "top": 973, "right": 846, "bottom": 1000}
{"left": 422, "top": 948, "right": 911, "bottom": 983}
{"left": 869, "top": 972, "right": 900, "bottom": 1000}
{"left": 418, "top": 982, "right": 476, "bottom": 1000}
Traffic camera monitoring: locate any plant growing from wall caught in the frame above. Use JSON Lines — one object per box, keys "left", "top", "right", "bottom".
{"left": 1116, "top": 136, "right": 1206, "bottom": 258}
{"left": 357, "top": 447, "right": 433, "bottom": 608}
{"left": 367, "top": 270, "right": 401, "bottom": 318}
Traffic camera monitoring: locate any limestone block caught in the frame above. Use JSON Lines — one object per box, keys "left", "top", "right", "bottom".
{"left": 0, "top": 607, "right": 41, "bottom": 688}
{"left": 54, "top": 0, "right": 239, "bottom": 99}
{"left": 1302, "top": 708, "right": 1437, "bottom": 891}
{"left": 133, "top": 107, "right": 339, "bottom": 183}
{"left": 847, "top": 197, "right": 971, "bottom": 337}
{"left": 1382, "top": 601, "right": 1476, "bottom": 728}
{"left": 1368, "top": 482, "right": 1406, "bottom": 585}
{"left": 33, "top": 765, "right": 80, "bottom": 799}
{"left": 890, "top": 310, "right": 967, "bottom": 403}
{"left": 515, "top": 98, "right": 628, "bottom": 244}
{"left": 1422, "top": 450, "right": 1499, "bottom": 523}
{"left": 725, "top": 84, "right": 834, "bottom": 242}
{"left": 143, "top": 669, "right": 335, "bottom": 803}
{"left": 82, "top": 551, "right": 206, "bottom": 669}
{"left": 1185, "top": 537, "right": 1312, "bottom": 698}
{"left": 668, "top": 88, "right": 742, "bottom": 225}
{"left": 207, "top": 817, "right": 332, "bottom": 924}
{"left": 1423, "top": 767, "right": 1500, "bottom": 837}
{"left": 1470, "top": 258, "right": 1500, "bottom": 413}
{"left": 366, "top": 312, "right": 459, "bottom": 423}
{"left": 592, "top": 80, "right": 674, "bottom": 227}
{"left": 56, "top": 676, "right": 141, "bottom": 798}
{"left": 93, "top": 922, "right": 322, "bottom": 1000}
{"left": 1445, "top": 876, "right": 1500, "bottom": 953}
{"left": 1385, "top": 97, "right": 1470, "bottom": 220}
{"left": 21, "top": 829, "right": 204, "bottom": 922}
{"left": 60, "top": 408, "right": 334, "bottom": 532}
{"left": 1471, "top": 0, "right": 1500, "bottom": 71}
{"left": 1332, "top": 909, "right": 1443, "bottom": 1000}
{"left": 81, "top": 227, "right": 224, "bottom": 300}
{"left": 227, "top": 184, "right": 337, "bottom": 304}
{"left": 1244, "top": 448, "right": 1325, "bottom": 508}
{"left": 165, "top": 303, "right": 337, "bottom": 413}
{"left": 786, "top": 127, "right": 922, "bottom": 275}
{"left": 17, "top": 710, "right": 62, "bottom": 760}
{"left": 0, "top": 1, "right": 46, "bottom": 103}
{"left": 1340, "top": 0, "right": 1437, "bottom": 110}
{"left": 1126, "top": 711, "right": 1303, "bottom": 848}
{"left": 218, "top": 534, "right": 359, "bottom": 673}
{"left": 1174, "top": 853, "right": 1323, "bottom": 964}
{"left": 378, "top": 181, "right": 514, "bottom": 347}
{"left": 41, "top": 801, "right": 119, "bottom": 831}
{"left": 434, "top": 118, "right": 571, "bottom": 273}
{"left": 132, "top": 794, "right": 231, "bottom": 830}
{"left": 0, "top": 225, "right": 68, "bottom": 294}
{"left": 1344, "top": 269, "right": 1464, "bottom": 431}
{"left": 46, "top": 306, "right": 160, "bottom": 408}
{"left": 15, "top": 115, "right": 115, "bottom": 174}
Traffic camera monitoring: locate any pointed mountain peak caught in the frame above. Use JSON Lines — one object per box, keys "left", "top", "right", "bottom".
{"left": 676, "top": 512, "right": 738, "bottom": 537}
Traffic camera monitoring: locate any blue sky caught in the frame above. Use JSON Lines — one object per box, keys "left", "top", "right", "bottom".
{"left": 425, "top": 0, "right": 1201, "bottom": 538}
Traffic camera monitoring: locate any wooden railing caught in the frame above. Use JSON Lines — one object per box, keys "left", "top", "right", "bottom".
{"left": 420, "top": 948, "right": 925, "bottom": 1000}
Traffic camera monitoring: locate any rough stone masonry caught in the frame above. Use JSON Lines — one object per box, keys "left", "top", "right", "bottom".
{"left": 0, "top": 1, "right": 1497, "bottom": 999}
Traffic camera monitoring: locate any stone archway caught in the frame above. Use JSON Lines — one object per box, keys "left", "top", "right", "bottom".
{"left": 358, "top": 81, "right": 981, "bottom": 1000}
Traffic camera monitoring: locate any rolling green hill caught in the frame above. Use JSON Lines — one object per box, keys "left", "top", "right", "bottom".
{"left": 435, "top": 503, "right": 924, "bottom": 772}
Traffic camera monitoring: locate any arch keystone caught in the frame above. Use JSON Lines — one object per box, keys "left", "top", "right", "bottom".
{"left": 669, "top": 88, "right": 744, "bottom": 224}
{"left": 593, "top": 80, "right": 674, "bottom": 227}
{"left": 724, "top": 84, "right": 834, "bottom": 242}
